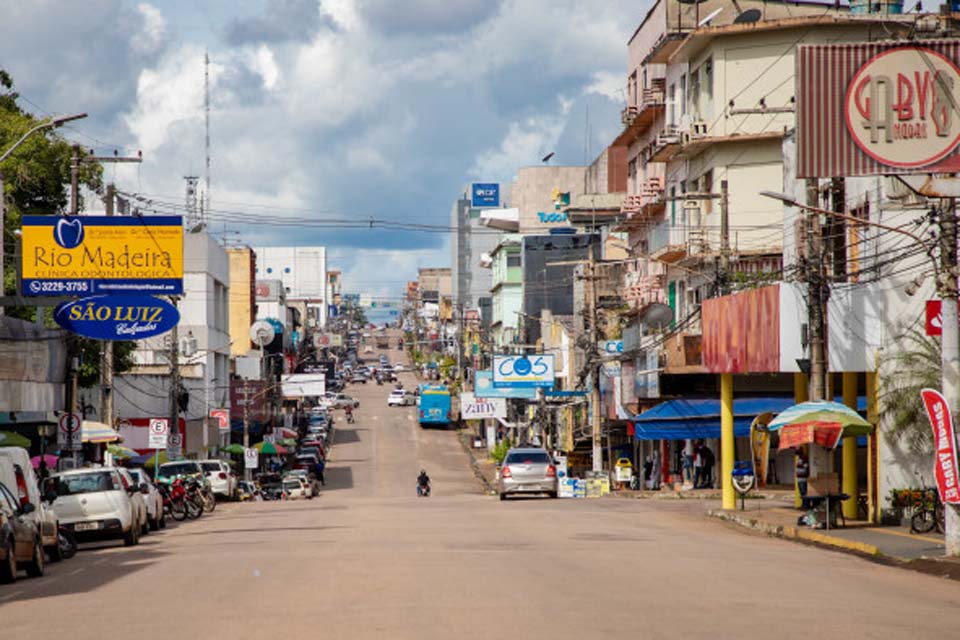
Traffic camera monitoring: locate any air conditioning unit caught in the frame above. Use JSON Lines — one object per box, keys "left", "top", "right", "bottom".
{"left": 180, "top": 336, "right": 198, "bottom": 357}
{"left": 691, "top": 121, "right": 708, "bottom": 138}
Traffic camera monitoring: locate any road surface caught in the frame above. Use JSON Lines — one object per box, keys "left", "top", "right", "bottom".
{"left": 2, "top": 342, "right": 960, "bottom": 639}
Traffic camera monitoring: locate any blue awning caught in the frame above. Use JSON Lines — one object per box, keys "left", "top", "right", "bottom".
{"left": 633, "top": 396, "right": 868, "bottom": 441}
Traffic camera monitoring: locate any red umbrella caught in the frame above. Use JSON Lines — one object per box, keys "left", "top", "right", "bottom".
{"left": 30, "top": 454, "right": 59, "bottom": 469}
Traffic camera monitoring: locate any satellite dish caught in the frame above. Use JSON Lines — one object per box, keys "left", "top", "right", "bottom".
{"left": 734, "top": 9, "right": 762, "bottom": 24}
{"left": 640, "top": 303, "right": 674, "bottom": 330}
{"left": 250, "top": 320, "right": 275, "bottom": 347}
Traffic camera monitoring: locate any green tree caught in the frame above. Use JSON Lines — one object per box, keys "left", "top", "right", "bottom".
{"left": 881, "top": 325, "right": 941, "bottom": 456}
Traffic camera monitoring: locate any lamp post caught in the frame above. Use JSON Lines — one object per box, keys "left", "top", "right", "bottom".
{"left": 0, "top": 113, "right": 88, "bottom": 309}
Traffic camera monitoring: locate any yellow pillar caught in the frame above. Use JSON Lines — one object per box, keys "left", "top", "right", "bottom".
{"left": 842, "top": 372, "right": 859, "bottom": 520}
{"left": 866, "top": 371, "right": 879, "bottom": 523}
{"left": 793, "top": 372, "right": 808, "bottom": 508}
{"left": 721, "top": 373, "right": 735, "bottom": 510}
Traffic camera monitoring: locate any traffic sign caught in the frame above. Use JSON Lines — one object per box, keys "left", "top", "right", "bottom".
{"left": 148, "top": 418, "right": 169, "bottom": 449}
{"left": 210, "top": 409, "right": 230, "bottom": 432}
{"left": 244, "top": 447, "right": 259, "bottom": 469}
{"left": 57, "top": 413, "right": 81, "bottom": 451}
{"left": 167, "top": 432, "right": 183, "bottom": 457}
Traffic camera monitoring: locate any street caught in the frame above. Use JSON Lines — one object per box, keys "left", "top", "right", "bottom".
{"left": 0, "top": 346, "right": 956, "bottom": 639}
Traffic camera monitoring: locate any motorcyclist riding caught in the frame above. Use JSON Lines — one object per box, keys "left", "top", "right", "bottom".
{"left": 345, "top": 405, "right": 355, "bottom": 423}
{"left": 417, "top": 469, "right": 431, "bottom": 497}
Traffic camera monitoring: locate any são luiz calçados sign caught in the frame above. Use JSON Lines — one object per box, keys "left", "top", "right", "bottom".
{"left": 20, "top": 215, "right": 183, "bottom": 296}
{"left": 54, "top": 294, "right": 179, "bottom": 341}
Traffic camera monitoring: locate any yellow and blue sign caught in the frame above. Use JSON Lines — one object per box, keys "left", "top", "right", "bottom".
{"left": 54, "top": 294, "right": 179, "bottom": 341}
{"left": 21, "top": 215, "right": 183, "bottom": 296}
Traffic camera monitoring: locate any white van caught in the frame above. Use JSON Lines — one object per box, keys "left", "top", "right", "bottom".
{"left": 0, "top": 448, "right": 61, "bottom": 561}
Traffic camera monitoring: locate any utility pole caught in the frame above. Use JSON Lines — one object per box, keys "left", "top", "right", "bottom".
{"left": 938, "top": 198, "right": 960, "bottom": 556}
{"left": 719, "top": 179, "right": 730, "bottom": 295}
{"left": 243, "top": 383, "right": 251, "bottom": 481}
{"left": 99, "top": 184, "right": 116, "bottom": 428}
{"left": 805, "top": 178, "right": 826, "bottom": 402}
{"left": 169, "top": 302, "right": 180, "bottom": 453}
{"left": 588, "top": 254, "right": 602, "bottom": 473}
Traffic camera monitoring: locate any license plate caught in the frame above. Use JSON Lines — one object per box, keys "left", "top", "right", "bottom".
{"left": 74, "top": 522, "right": 99, "bottom": 531}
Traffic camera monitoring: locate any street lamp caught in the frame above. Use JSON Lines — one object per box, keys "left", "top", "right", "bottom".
{"left": 0, "top": 112, "right": 88, "bottom": 305}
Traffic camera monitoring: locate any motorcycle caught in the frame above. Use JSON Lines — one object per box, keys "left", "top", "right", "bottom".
{"left": 417, "top": 480, "right": 431, "bottom": 497}
{"left": 183, "top": 479, "right": 207, "bottom": 518}
{"left": 159, "top": 478, "right": 199, "bottom": 521}
{"left": 376, "top": 376, "right": 383, "bottom": 386}
{"left": 346, "top": 411, "right": 355, "bottom": 424}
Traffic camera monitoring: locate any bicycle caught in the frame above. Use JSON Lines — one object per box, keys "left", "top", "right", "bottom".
{"left": 910, "top": 487, "right": 945, "bottom": 535}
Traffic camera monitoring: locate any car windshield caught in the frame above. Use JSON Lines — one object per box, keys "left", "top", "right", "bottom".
{"left": 283, "top": 481, "right": 300, "bottom": 489}
{"left": 55, "top": 472, "right": 119, "bottom": 495}
{"left": 505, "top": 452, "right": 551, "bottom": 465}
{"left": 200, "top": 462, "right": 221, "bottom": 472}
{"left": 159, "top": 463, "right": 200, "bottom": 477}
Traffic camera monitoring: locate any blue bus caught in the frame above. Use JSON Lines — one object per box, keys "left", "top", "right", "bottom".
{"left": 418, "top": 384, "right": 454, "bottom": 428}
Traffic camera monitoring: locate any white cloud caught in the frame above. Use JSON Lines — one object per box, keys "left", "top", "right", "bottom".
{"left": 585, "top": 71, "right": 625, "bottom": 102}
{"left": 248, "top": 45, "right": 280, "bottom": 90}
{"left": 132, "top": 3, "right": 167, "bottom": 56}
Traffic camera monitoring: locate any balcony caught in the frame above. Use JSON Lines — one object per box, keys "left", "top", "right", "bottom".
{"left": 618, "top": 177, "right": 665, "bottom": 228}
{"left": 622, "top": 261, "right": 667, "bottom": 312}
{"left": 648, "top": 220, "right": 687, "bottom": 263}
{"left": 615, "top": 79, "right": 666, "bottom": 146}
{"left": 650, "top": 125, "right": 681, "bottom": 162}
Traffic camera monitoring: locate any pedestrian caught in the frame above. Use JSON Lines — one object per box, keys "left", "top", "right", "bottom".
{"left": 316, "top": 458, "right": 326, "bottom": 486}
{"left": 649, "top": 448, "right": 661, "bottom": 490}
{"left": 700, "top": 444, "right": 715, "bottom": 488}
{"left": 682, "top": 440, "right": 693, "bottom": 486}
{"left": 795, "top": 448, "right": 810, "bottom": 509}
{"left": 693, "top": 443, "right": 703, "bottom": 488}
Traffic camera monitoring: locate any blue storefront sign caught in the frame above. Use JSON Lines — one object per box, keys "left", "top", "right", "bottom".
{"left": 471, "top": 183, "right": 500, "bottom": 208}
{"left": 474, "top": 371, "right": 536, "bottom": 400}
{"left": 54, "top": 294, "right": 179, "bottom": 341}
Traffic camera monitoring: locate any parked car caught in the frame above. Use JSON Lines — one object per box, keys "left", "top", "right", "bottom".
{"left": 387, "top": 390, "right": 414, "bottom": 406}
{"left": 157, "top": 461, "right": 209, "bottom": 489}
{"left": 393, "top": 363, "right": 405, "bottom": 372}
{"left": 47, "top": 468, "right": 141, "bottom": 546}
{"left": 333, "top": 393, "right": 359, "bottom": 409}
{"left": 128, "top": 468, "right": 165, "bottom": 530}
{"left": 0, "top": 481, "right": 44, "bottom": 582}
{"left": 283, "top": 478, "right": 309, "bottom": 500}
{"left": 116, "top": 469, "right": 149, "bottom": 536}
{"left": 497, "top": 448, "right": 558, "bottom": 500}
{"left": 350, "top": 372, "right": 368, "bottom": 384}
{"left": 199, "top": 459, "right": 238, "bottom": 500}
{"left": 0, "top": 447, "right": 60, "bottom": 561}
{"left": 300, "top": 440, "right": 326, "bottom": 458}
{"left": 285, "top": 470, "right": 320, "bottom": 496}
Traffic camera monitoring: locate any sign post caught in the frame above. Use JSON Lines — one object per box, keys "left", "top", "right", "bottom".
{"left": 244, "top": 447, "right": 259, "bottom": 472}
{"left": 148, "top": 418, "right": 169, "bottom": 473}
{"left": 57, "top": 413, "right": 81, "bottom": 452}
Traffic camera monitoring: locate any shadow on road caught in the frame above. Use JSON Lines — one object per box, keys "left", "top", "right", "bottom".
{"left": 323, "top": 466, "right": 354, "bottom": 490}
{"left": 332, "top": 428, "right": 364, "bottom": 444}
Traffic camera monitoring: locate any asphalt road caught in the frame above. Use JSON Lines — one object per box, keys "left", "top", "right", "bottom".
{"left": 3, "top": 342, "right": 960, "bottom": 639}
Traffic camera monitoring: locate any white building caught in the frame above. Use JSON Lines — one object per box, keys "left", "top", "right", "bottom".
{"left": 114, "top": 230, "right": 231, "bottom": 457}
{"left": 254, "top": 246, "right": 328, "bottom": 329}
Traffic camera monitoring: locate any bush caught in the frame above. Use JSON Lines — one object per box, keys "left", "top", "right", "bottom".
{"left": 491, "top": 438, "right": 511, "bottom": 464}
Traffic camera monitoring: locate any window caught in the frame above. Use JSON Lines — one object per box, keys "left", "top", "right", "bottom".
{"left": 680, "top": 75, "right": 687, "bottom": 116}
{"left": 701, "top": 170, "right": 714, "bottom": 215}
{"left": 507, "top": 255, "right": 521, "bottom": 268}
{"left": 704, "top": 57, "right": 713, "bottom": 101}
{"left": 667, "top": 83, "right": 676, "bottom": 126}
{"left": 689, "top": 70, "right": 700, "bottom": 118}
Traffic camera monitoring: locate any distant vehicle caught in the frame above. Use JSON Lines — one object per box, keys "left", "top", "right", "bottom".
{"left": 157, "top": 461, "right": 210, "bottom": 489}
{"left": 199, "top": 459, "right": 238, "bottom": 500}
{"left": 283, "top": 478, "right": 309, "bottom": 500}
{"left": 0, "top": 448, "right": 60, "bottom": 562}
{"left": 116, "top": 468, "right": 150, "bottom": 536}
{"left": 388, "top": 389, "right": 415, "bottom": 407}
{"left": 332, "top": 393, "right": 359, "bottom": 409}
{"left": 393, "top": 363, "right": 405, "bottom": 372}
{"left": 417, "top": 384, "right": 455, "bottom": 428}
{"left": 0, "top": 481, "right": 44, "bottom": 582}
{"left": 497, "top": 448, "right": 558, "bottom": 500}
{"left": 128, "top": 468, "right": 165, "bottom": 530}
{"left": 351, "top": 372, "right": 368, "bottom": 384}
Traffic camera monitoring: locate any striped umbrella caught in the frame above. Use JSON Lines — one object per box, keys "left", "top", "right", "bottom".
{"left": 107, "top": 444, "right": 138, "bottom": 459}
{"left": 768, "top": 400, "right": 872, "bottom": 435}
{"left": 253, "top": 441, "right": 287, "bottom": 456}
{"left": 222, "top": 443, "right": 245, "bottom": 455}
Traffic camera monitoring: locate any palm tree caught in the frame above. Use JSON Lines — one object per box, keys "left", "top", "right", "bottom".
{"left": 880, "top": 325, "right": 941, "bottom": 456}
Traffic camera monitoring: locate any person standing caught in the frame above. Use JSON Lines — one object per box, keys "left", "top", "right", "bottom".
{"left": 700, "top": 444, "right": 715, "bottom": 489}
{"left": 795, "top": 448, "right": 810, "bottom": 509}
{"left": 693, "top": 443, "right": 703, "bottom": 489}
{"left": 682, "top": 440, "right": 693, "bottom": 486}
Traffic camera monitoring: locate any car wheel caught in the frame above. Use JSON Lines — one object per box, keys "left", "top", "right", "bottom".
{"left": 26, "top": 538, "right": 44, "bottom": 577}
{"left": 0, "top": 538, "right": 17, "bottom": 583}
{"left": 158, "top": 510, "right": 167, "bottom": 529}
{"left": 548, "top": 492, "right": 558, "bottom": 499}
{"left": 123, "top": 525, "right": 138, "bottom": 547}
{"left": 499, "top": 492, "right": 507, "bottom": 501}
{"left": 46, "top": 538, "right": 63, "bottom": 563}
{"left": 149, "top": 515, "right": 159, "bottom": 531}
{"left": 141, "top": 515, "right": 150, "bottom": 535}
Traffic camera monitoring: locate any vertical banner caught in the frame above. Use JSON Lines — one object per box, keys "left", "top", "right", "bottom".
{"left": 920, "top": 388, "right": 960, "bottom": 504}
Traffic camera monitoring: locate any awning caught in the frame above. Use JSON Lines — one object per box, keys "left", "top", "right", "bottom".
{"left": 81, "top": 421, "right": 123, "bottom": 443}
{"left": 633, "top": 396, "right": 867, "bottom": 441}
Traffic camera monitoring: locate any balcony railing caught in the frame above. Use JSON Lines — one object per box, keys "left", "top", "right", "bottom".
{"left": 621, "top": 194, "right": 644, "bottom": 214}
{"left": 621, "top": 78, "right": 666, "bottom": 128}
{"left": 641, "top": 176, "right": 665, "bottom": 207}
{"left": 648, "top": 220, "right": 687, "bottom": 258}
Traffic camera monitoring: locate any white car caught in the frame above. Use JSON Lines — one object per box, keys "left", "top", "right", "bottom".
{"left": 393, "top": 363, "right": 405, "bottom": 372}
{"left": 47, "top": 468, "right": 142, "bottom": 546}
{"left": 387, "top": 390, "right": 414, "bottom": 406}
{"left": 282, "top": 477, "right": 309, "bottom": 500}
{"left": 199, "top": 460, "right": 238, "bottom": 500}
{"left": 128, "top": 468, "right": 165, "bottom": 531}
{"left": 117, "top": 468, "right": 149, "bottom": 537}
{"left": 0, "top": 448, "right": 60, "bottom": 561}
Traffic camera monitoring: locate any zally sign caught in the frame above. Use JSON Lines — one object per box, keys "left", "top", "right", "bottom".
{"left": 54, "top": 294, "right": 179, "bottom": 341}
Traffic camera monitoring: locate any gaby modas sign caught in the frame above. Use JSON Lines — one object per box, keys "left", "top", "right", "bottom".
{"left": 21, "top": 215, "right": 183, "bottom": 296}
{"left": 920, "top": 388, "right": 960, "bottom": 504}
{"left": 54, "top": 294, "right": 179, "bottom": 340}
{"left": 797, "top": 43, "right": 960, "bottom": 178}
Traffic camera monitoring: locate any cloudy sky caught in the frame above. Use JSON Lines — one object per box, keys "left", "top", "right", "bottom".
{"left": 0, "top": 0, "right": 647, "bottom": 299}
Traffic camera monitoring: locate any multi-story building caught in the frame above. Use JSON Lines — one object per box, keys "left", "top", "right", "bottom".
{"left": 326, "top": 269, "right": 342, "bottom": 319}
{"left": 451, "top": 191, "right": 499, "bottom": 315}
{"left": 227, "top": 246, "right": 257, "bottom": 358}
{"left": 253, "top": 246, "right": 328, "bottom": 329}
{"left": 487, "top": 235, "right": 523, "bottom": 350}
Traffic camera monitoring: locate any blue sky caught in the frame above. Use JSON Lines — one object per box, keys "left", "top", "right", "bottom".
{"left": 0, "top": 0, "right": 647, "bottom": 298}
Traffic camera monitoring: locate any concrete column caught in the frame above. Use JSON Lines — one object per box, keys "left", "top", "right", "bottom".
{"left": 721, "top": 373, "right": 735, "bottom": 510}
{"left": 866, "top": 371, "right": 879, "bottom": 523}
{"left": 842, "top": 372, "right": 859, "bottom": 520}
{"left": 793, "top": 372, "right": 808, "bottom": 508}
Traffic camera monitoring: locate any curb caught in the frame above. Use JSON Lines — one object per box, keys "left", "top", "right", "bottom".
{"left": 707, "top": 509, "right": 880, "bottom": 557}
{"left": 456, "top": 430, "right": 497, "bottom": 495}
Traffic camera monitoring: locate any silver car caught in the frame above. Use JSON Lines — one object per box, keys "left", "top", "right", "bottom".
{"left": 498, "top": 448, "right": 558, "bottom": 500}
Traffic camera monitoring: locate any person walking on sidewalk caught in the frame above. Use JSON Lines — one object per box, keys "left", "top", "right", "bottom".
{"left": 699, "top": 444, "right": 715, "bottom": 489}
{"left": 795, "top": 448, "right": 810, "bottom": 509}
{"left": 693, "top": 443, "right": 703, "bottom": 488}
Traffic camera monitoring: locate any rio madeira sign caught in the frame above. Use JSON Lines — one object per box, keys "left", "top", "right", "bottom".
{"left": 54, "top": 294, "right": 179, "bottom": 341}
{"left": 845, "top": 47, "right": 960, "bottom": 169}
